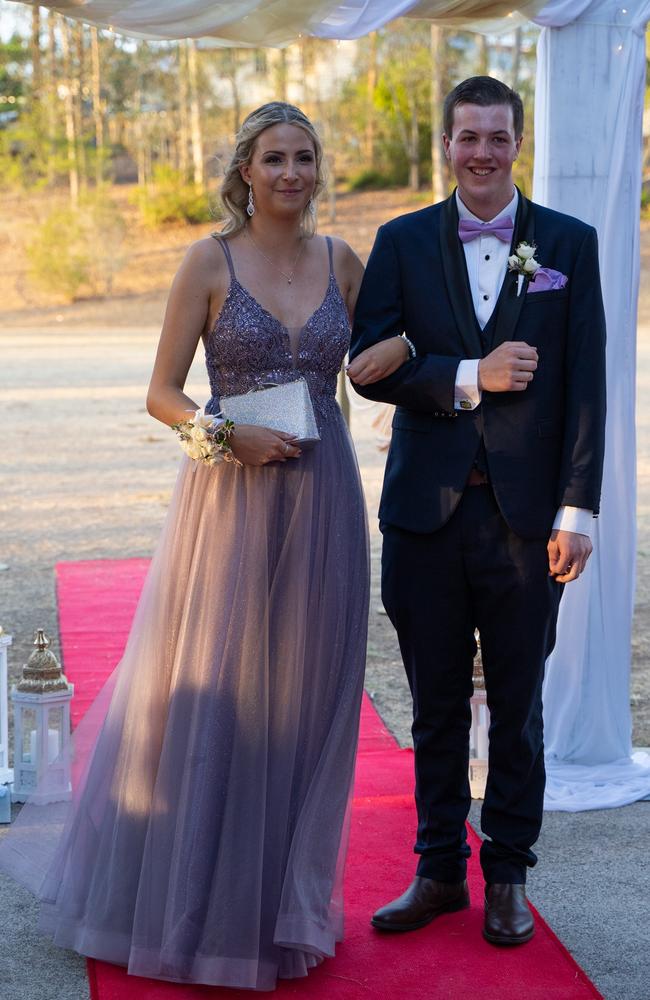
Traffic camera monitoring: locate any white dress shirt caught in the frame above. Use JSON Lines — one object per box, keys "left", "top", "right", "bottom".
{"left": 452, "top": 189, "right": 593, "bottom": 537}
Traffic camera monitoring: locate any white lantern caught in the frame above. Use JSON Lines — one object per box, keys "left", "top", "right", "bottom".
{"left": 469, "top": 631, "right": 490, "bottom": 799}
{"left": 0, "top": 626, "right": 12, "bottom": 785}
{"left": 11, "top": 630, "right": 74, "bottom": 805}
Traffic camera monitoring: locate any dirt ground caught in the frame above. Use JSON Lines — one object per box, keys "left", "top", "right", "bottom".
{"left": 1, "top": 189, "right": 649, "bottom": 747}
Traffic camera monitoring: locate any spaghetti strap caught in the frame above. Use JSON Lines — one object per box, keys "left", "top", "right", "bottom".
{"left": 211, "top": 234, "right": 236, "bottom": 279}
{"left": 325, "top": 236, "right": 334, "bottom": 277}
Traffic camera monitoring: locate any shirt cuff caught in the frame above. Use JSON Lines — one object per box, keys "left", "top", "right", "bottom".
{"left": 552, "top": 506, "right": 594, "bottom": 538}
{"left": 454, "top": 359, "right": 481, "bottom": 411}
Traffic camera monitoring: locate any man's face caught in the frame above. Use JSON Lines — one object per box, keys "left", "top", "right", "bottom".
{"left": 442, "top": 102, "right": 522, "bottom": 217}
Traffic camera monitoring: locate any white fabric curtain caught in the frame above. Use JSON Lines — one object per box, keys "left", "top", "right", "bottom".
{"left": 533, "top": 0, "right": 650, "bottom": 809}
{"left": 6, "top": 1, "right": 546, "bottom": 43}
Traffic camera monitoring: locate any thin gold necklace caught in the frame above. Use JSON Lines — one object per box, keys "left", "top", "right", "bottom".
{"left": 244, "top": 227, "right": 305, "bottom": 284}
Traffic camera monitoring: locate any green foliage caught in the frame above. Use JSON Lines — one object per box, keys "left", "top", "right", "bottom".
{"left": 0, "top": 33, "right": 28, "bottom": 99}
{"left": 642, "top": 185, "right": 650, "bottom": 217}
{"left": 26, "top": 192, "right": 127, "bottom": 301}
{"left": 135, "top": 165, "right": 211, "bottom": 226}
{"left": 0, "top": 107, "right": 68, "bottom": 190}
{"left": 347, "top": 168, "right": 400, "bottom": 191}
{"left": 336, "top": 23, "right": 433, "bottom": 190}
{"left": 26, "top": 208, "right": 89, "bottom": 300}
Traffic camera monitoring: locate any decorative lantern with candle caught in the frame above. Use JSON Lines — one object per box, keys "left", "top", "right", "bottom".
{"left": 0, "top": 626, "right": 13, "bottom": 786}
{"left": 11, "top": 630, "right": 74, "bottom": 804}
{"left": 469, "top": 630, "right": 490, "bottom": 799}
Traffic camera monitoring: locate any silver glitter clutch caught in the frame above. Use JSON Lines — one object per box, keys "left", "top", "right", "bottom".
{"left": 220, "top": 378, "right": 320, "bottom": 447}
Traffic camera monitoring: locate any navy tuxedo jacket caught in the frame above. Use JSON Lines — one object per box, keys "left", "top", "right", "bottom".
{"left": 349, "top": 191, "right": 607, "bottom": 539}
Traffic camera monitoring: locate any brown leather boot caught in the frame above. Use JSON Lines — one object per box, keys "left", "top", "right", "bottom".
{"left": 371, "top": 876, "right": 470, "bottom": 932}
{"left": 483, "top": 883, "right": 535, "bottom": 945}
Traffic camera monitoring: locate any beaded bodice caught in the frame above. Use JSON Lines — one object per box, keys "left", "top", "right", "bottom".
{"left": 204, "top": 236, "right": 350, "bottom": 426}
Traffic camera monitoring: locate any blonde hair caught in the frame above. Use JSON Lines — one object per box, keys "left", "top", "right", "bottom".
{"left": 219, "top": 102, "right": 325, "bottom": 236}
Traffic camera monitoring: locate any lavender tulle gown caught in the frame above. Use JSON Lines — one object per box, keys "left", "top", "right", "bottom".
{"left": 0, "top": 236, "right": 369, "bottom": 990}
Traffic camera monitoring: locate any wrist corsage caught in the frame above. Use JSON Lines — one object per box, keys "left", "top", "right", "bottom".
{"left": 171, "top": 408, "right": 242, "bottom": 467}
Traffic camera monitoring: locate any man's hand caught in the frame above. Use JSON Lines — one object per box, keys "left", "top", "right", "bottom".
{"left": 547, "top": 529, "right": 593, "bottom": 583}
{"left": 347, "top": 336, "right": 409, "bottom": 385}
{"left": 478, "top": 341, "right": 538, "bottom": 393}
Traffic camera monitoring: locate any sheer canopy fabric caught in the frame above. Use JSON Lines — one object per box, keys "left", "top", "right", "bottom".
{"left": 7, "top": 1, "right": 547, "bottom": 43}
{"left": 532, "top": 0, "right": 650, "bottom": 810}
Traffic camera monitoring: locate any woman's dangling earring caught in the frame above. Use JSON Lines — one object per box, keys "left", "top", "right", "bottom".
{"left": 247, "top": 184, "right": 255, "bottom": 218}
{"left": 308, "top": 197, "right": 316, "bottom": 218}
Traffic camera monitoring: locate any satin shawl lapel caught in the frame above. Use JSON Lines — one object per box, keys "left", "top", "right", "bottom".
{"left": 439, "top": 194, "right": 483, "bottom": 358}
{"left": 490, "top": 191, "right": 536, "bottom": 350}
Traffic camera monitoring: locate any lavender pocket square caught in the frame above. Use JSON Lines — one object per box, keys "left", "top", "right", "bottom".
{"left": 527, "top": 267, "right": 568, "bottom": 293}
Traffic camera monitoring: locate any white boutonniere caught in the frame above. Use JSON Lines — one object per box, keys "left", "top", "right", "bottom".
{"left": 508, "top": 242, "right": 541, "bottom": 296}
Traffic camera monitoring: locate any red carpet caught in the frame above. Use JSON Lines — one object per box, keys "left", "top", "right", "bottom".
{"left": 56, "top": 558, "right": 602, "bottom": 1000}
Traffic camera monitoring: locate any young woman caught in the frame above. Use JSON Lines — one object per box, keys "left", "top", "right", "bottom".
{"left": 0, "top": 102, "right": 407, "bottom": 990}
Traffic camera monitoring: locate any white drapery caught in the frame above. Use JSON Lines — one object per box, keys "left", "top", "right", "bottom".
{"left": 8, "top": 0, "right": 650, "bottom": 810}
{"left": 533, "top": 0, "right": 650, "bottom": 810}
{"left": 5, "top": 1, "right": 546, "bottom": 44}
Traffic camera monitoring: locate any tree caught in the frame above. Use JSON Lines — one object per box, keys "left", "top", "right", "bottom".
{"left": 90, "top": 27, "right": 105, "bottom": 184}
{"left": 177, "top": 41, "right": 190, "bottom": 178}
{"left": 186, "top": 40, "right": 204, "bottom": 187}
{"left": 59, "top": 15, "right": 79, "bottom": 202}
{"left": 374, "top": 22, "right": 432, "bottom": 191}
{"left": 430, "top": 25, "right": 448, "bottom": 203}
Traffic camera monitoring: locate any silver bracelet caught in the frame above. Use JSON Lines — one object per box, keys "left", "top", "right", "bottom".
{"left": 400, "top": 333, "right": 416, "bottom": 359}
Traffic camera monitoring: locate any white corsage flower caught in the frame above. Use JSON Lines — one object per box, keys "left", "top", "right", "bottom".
{"left": 171, "top": 408, "right": 242, "bottom": 467}
{"left": 507, "top": 242, "right": 542, "bottom": 296}
{"left": 516, "top": 242, "right": 536, "bottom": 260}
{"left": 190, "top": 424, "right": 209, "bottom": 443}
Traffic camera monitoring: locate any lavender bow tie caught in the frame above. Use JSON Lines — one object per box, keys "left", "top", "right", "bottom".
{"left": 458, "top": 215, "right": 514, "bottom": 244}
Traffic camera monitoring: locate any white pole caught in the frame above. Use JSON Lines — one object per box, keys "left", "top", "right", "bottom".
{"left": 0, "top": 629, "right": 13, "bottom": 785}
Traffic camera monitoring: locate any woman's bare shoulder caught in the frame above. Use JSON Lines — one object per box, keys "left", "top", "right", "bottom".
{"left": 182, "top": 234, "right": 228, "bottom": 269}
{"left": 170, "top": 235, "right": 232, "bottom": 300}
{"left": 324, "top": 234, "right": 364, "bottom": 287}
{"left": 325, "top": 234, "right": 362, "bottom": 263}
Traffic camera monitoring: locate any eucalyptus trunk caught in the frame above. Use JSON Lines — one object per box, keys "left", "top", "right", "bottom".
{"left": 73, "top": 23, "right": 87, "bottom": 191}
{"left": 59, "top": 16, "right": 79, "bottom": 203}
{"left": 30, "top": 6, "right": 42, "bottom": 99}
{"left": 90, "top": 27, "right": 104, "bottom": 185}
{"left": 177, "top": 42, "right": 190, "bottom": 179}
{"left": 408, "top": 95, "right": 419, "bottom": 191}
{"left": 187, "top": 40, "right": 204, "bottom": 187}
{"left": 365, "top": 32, "right": 377, "bottom": 168}
{"left": 511, "top": 28, "right": 523, "bottom": 89}
{"left": 276, "top": 49, "right": 288, "bottom": 102}
{"left": 430, "top": 25, "right": 447, "bottom": 204}
{"left": 45, "top": 11, "right": 57, "bottom": 184}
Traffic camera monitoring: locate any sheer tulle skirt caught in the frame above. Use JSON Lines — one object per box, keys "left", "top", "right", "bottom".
{"left": 0, "top": 410, "right": 369, "bottom": 991}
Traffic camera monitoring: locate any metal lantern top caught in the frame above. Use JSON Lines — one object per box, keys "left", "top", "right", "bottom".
{"left": 16, "top": 630, "right": 70, "bottom": 694}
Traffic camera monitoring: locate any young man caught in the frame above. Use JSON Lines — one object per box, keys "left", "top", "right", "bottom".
{"left": 348, "top": 76, "right": 606, "bottom": 945}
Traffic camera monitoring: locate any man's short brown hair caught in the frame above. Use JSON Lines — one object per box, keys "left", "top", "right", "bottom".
{"left": 443, "top": 76, "right": 524, "bottom": 139}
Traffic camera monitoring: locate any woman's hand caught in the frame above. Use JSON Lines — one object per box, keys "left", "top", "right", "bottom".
{"left": 230, "top": 425, "right": 302, "bottom": 466}
{"left": 346, "top": 337, "right": 409, "bottom": 386}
